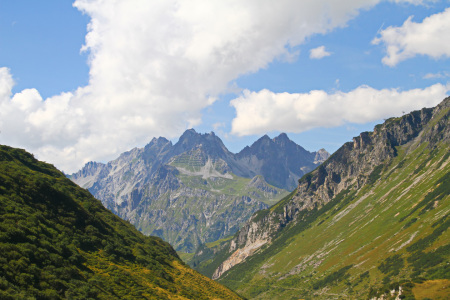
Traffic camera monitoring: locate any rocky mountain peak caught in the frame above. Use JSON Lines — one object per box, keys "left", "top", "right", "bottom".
{"left": 314, "top": 148, "right": 330, "bottom": 164}
{"left": 240, "top": 134, "right": 275, "bottom": 156}
{"left": 173, "top": 129, "right": 230, "bottom": 159}
{"left": 254, "top": 134, "right": 272, "bottom": 146}
{"left": 234, "top": 133, "right": 325, "bottom": 190}
{"left": 68, "top": 161, "right": 105, "bottom": 188}
{"left": 273, "top": 132, "right": 290, "bottom": 143}
{"left": 147, "top": 136, "right": 171, "bottom": 147}
{"left": 82, "top": 161, "right": 104, "bottom": 174}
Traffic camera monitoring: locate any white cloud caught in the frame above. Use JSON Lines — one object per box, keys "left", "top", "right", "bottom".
{"left": 392, "top": 0, "right": 439, "bottom": 4}
{"left": 0, "top": 0, "right": 440, "bottom": 172}
{"left": 423, "top": 71, "right": 450, "bottom": 79}
{"left": 373, "top": 7, "right": 450, "bottom": 66}
{"left": 230, "top": 84, "right": 449, "bottom": 136}
{"left": 310, "top": 46, "right": 332, "bottom": 59}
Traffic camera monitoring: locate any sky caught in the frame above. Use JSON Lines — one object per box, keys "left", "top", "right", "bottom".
{"left": 0, "top": 0, "right": 449, "bottom": 173}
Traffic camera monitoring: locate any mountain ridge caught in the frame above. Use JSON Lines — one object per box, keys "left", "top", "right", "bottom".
{"left": 190, "top": 97, "right": 450, "bottom": 299}
{"left": 70, "top": 131, "right": 328, "bottom": 252}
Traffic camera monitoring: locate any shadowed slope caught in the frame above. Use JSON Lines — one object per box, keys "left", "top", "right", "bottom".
{"left": 0, "top": 145, "right": 241, "bottom": 299}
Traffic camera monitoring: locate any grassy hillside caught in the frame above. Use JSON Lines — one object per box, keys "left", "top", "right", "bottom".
{"left": 199, "top": 99, "right": 450, "bottom": 299}
{"left": 219, "top": 140, "right": 449, "bottom": 299}
{"left": 0, "top": 145, "right": 241, "bottom": 299}
{"left": 175, "top": 172, "right": 288, "bottom": 207}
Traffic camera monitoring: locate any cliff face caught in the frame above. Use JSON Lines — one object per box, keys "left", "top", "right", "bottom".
{"left": 195, "top": 97, "right": 449, "bottom": 287}
{"left": 70, "top": 130, "right": 326, "bottom": 252}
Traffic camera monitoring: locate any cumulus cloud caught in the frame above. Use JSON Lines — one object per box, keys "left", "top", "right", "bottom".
{"left": 230, "top": 84, "right": 448, "bottom": 136}
{"left": 373, "top": 7, "right": 450, "bottom": 66}
{"left": 0, "top": 0, "right": 440, "bottom": 172}
{"left": 310, "top": 46, "right": 332, "bottom": 59}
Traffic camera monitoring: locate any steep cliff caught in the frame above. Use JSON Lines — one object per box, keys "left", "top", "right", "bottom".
{"left": 192, "top": 97, "right": 450, "bottom": 299}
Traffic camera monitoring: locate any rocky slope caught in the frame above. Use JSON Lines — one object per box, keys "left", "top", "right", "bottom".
{"left": 70, "top": 130, "right": 327, "bottom": 252}
{"left": 0, "top": 145, "right": 241, "bottom": 299}
{"left": 191, "top": 97, "right": 450, "bottom": 299}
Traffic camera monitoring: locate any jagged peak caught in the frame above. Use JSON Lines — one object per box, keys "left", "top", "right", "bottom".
{"left": 178, "top": 128, "right": 220, "bottom": 142}
{"left": 176, "top": 128, "right": 199, "bottom": 143}
{"left": 181, "top": 128, "right": 199, "bottom": 136}
{"left": 148, "top": 136, "right": 170, "bottom": 144}
{"left": 273, "top": 132, "right": 289, "bottom": 142}
{"left": 69, "top": 160, "right": 105, "bottom": 179}
{"left": 173, "top": 129, "right": 230, "bottom": 159}
{"left": 251, "top": 134, "right": 272, "bottom": 146}
{"left": 77, "top": 160, "right": 105, "bottom": 172}
{"left": 84, "top": 161, "right": 104, "bottom": 167}
{"left": 313, "top": 148, "right": 330, "bottom": 164}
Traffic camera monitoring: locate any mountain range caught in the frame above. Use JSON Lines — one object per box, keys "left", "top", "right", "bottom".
{"left": 70, "top": 131, "right": 328, "bottom": 252}
{"left": 1, "top": 97, "right": 448, "bottom": 299}
{"left": 189, "top": 97, "right": 450, "bottom": 299}
{"left": 0, "top": 145, "right": 241, "bottom": 299}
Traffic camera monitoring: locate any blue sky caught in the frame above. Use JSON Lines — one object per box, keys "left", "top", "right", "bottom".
{"left": 0, "top": 0, "right": 449, "bottom": 173}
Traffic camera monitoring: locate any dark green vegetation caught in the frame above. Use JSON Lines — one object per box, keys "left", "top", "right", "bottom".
{"left": 0, "top": 145, "right": 241, "bottom": 299}
{"left": 192, "top": 97, "right": 450, "bottom": 299}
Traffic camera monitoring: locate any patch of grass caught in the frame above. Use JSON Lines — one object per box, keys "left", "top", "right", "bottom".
{"left": 412, "top": 279, "right": 450, "bottom": 300}
{"left": 205, "top": 235, "right": 234, "bottom": 248}
{"left": 399, "top": 171, "right": 450, "bottom": 223}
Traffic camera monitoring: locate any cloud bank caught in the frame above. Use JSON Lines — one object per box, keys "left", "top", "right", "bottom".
{"left": 373, "top": 7, "right": 450, "bottom": 66}
{"left": 230, "top": 84, "right": 449, "bottom": 136}
{"left": 0, "top": 0, "right": 444, "bottom": 173}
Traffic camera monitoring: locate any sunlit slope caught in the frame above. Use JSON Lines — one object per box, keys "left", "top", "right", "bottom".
{"left": 0, "top": 145, "right": 242, "bottom": 299}
{"left": 195, "top": 97, "right": 449, "bottom": 299}
{"left": 220, "top": 136, "right": 449, "bottom": 299}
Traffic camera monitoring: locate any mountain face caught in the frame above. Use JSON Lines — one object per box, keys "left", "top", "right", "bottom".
{"left": 191, "top": 97, "right": 450, "bottom": 299}
{"left": 235, "top": 133, "right": 328, "bottom": 191}
{"left": 70, "top": 131, "right": 326, "bottom": 252}
{"left": 0, "top": 145, "right": 241, "bottom": 299}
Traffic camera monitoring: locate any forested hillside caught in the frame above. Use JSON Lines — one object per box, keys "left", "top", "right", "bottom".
{"left": 0, "top": 145, "right": 241, "bottom": 299}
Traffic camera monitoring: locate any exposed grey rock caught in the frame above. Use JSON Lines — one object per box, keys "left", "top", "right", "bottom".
{"left": 70, "top": 129, "right": 327, "bottom": 252}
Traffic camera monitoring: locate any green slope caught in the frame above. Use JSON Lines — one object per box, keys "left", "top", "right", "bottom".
{"left": 220, "top": 139, "right": 449, "bottom": 299}
{"left": 175, "top": 172, "right": 288, "bottom": 207}
{"left": 196, "top": 98, "right": 450, "bottom": 299}
{"left": 0, "top": 145, "right": 242, "bottom": 299}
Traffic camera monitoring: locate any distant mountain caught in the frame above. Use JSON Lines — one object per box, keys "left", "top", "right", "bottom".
{"left": 235, "top": 133, "right": 328, "bottom": 190}
{"left": 190, "top": 97, "right": 450, "bottom": 299}
{"left": 70, "top": 131, "right": 327, "bottom": 252}
{"left": 0, "top": 145, "right": 241, "bottom": 299}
